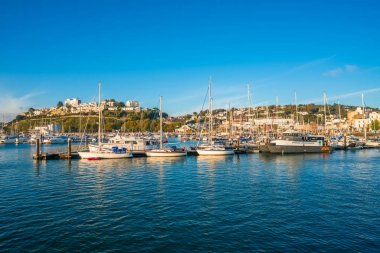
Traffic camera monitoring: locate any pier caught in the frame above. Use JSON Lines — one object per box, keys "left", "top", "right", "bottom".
{"left": 33, "top": 138, "right": 82, "bottom": 160}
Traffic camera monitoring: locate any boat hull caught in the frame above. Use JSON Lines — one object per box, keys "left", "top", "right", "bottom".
{"left": 259, "top": 144, "right": 270, "bottom": 153}
{"left": 365, "top": 142, "right": 380, "bottom": 148}
{"left": 131, "top": 150, "right": 148, "bottom": 157}
{"left": 146, "top": 150, "right": 187, "bottom": 157}
{"left": 268, "top": 144, "right": 331, "bottom": 154}
{"left": 196, "top": 149, "right": 235, "bottom": 156}
{"left": 78, "top": 151, "right": 133, "bottom": 159}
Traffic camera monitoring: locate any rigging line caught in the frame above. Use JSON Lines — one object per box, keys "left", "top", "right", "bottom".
{"left": 196, "top": 85, "right": 210, "bottom": 146}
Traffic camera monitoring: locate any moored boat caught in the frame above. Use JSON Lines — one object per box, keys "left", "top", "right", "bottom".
{"left": 268, "top": 130, "right": 332, "bottom": 154}
{"left": 145, "top": 96, "right": 187, "bottom": 157}
{"left": 196, "top": 79, "right": 234, "bottom": 156}
{"left": 79, "top": 147, "right": 133, "bottom": 159}
{"left": 78, "top": 82, "right": 133, "bottom": 160}
{"left": 0, "top": 135, "right": 17, "bottom": 144}
{"left": 196, "top": 143, "right": 234, "bottom": 156}
{"left": 89, "top": 133, "right": 159, "bottom": 157}
{"left": 146, "top": 147, "right": 187, "bottom": 157}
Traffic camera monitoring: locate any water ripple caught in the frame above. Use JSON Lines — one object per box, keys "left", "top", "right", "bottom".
{"left": 0, "top": 145, "right": 380, "bottom": 251}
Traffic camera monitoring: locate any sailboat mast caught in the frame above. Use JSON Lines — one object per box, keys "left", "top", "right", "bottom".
{"left": 98, "top": 82, "right": 101, "bottom": 149}
{"left": 229, "top": 103, "right": 232, "bottom": 139}
{"left": 210, "top": 98, "right": 213, "bottom": 141}
{"left": 248, "top": 83, "right": 253, "bottom": 136}
{"left": 208, "top": 78, "right": 212, "bottom": 142}
{"left": 276, "top": 96, "right": 279, "bottom": 135}
{"left": 225, "top": 105, "right": 228, "bottom": 135}
{"left": 160, "top": 96, "right": 163, "bottom": 149}
{"left": 338, "top": 99, "right": 341, "bottom": 120}
{"left": 295, "top": 91, "right": 298, "bottom": 125}
{"left": 323, "top": 92, "right": 327, "bottom": 132}
{"left": 362, "top": 93, "right": 367, "bottom": 141}
{"left": 266, "top": 106, "right": 269, "bottom": 137}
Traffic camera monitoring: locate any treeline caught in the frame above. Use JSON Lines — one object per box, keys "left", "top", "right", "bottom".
{"left": 5, "top": 103, "right": 380, "bottom": 133}
{"left": 6, "top": 109, "right": 184, "bottom": 133}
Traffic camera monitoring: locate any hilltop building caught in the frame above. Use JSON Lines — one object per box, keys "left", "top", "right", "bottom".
{"left": 64, "top": 98, "right": 81, "bottom": 108}
{"left": 125, "top": 100, "right": 140, "bottom": 112}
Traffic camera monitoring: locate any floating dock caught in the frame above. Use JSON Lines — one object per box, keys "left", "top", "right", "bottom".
{"left": 33, "top": 139, "right": 82, "bottom": 160}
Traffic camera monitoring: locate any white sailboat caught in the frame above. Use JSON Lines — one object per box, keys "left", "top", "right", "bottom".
{"left": 78, "top": 82, "right": 133, "bottom": 159}
{"left": 196, "top": 79, "right": 234, "bottom": 156}
{"left": 146, "top": 96, "right": 187, "bottom": 157}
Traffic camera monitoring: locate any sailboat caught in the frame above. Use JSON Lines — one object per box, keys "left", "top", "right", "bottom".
{"left": 146, "top": 96, "right": 187, "bottom": 157}
{"left": 196, "top": 79, "right": 234, "bottom": 156}
{"left": 78, "top": 82, "right": 133, "bottom": 159}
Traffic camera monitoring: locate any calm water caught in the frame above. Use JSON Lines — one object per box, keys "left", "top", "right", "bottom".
{"left": 1, "top": 144, "right": 380, "bottom": 252}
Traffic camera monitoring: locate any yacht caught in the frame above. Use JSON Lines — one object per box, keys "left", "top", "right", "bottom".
{"left": 15, "top": 134, "right": 29, "bottom": 144}
{"left": 43, "top": 135, "right": 69, "bottom": 144}
{"left": 268, "top": 130, "right": 332, "bottom": 154}
{"left": 0, "top": 134, "right": 28, "bottom": 144}
{"left": 78, "top": 82, "right": 133, "bottom": 159}
{"left": 79, "top": 146, "right": 132, "bottom": 159}
{"left": 0, "top": 135, "right": 17, "bottom": 144}
{"left": 146, "top": 145, "right": 187, "bottom": 157}
{"left": 146, "top": 96, "right": 187, "bottom": 157}
{"left": 365, "top": 139, "right": 380, "bottom": 148}
{"left": 89, "top": 133, "right": 159, "bottom": 157}
{"left": 196, "top": 79, "right": 234, "bottom": 156}
{"left": 196, "top": 142, "right": 234, "bottom": 156}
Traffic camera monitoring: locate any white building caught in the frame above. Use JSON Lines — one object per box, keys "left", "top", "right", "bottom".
{"left": 65, "top": 98, "right": 81, "bottom": 108}
{"left": 369, "top": 111, "right": 380, "bottom": 121}
{"left": 101, "top": 100, "right": 116, "bottom": 107}
{"left": 33, "top": 110, "right": 43, "bottom": 116}
{"left": 77, "top": 102, "right": 98, "bottom": 113}
{"left": 253, "top": 118, "right": 294, "bottom": 127}
{"left": 355, "top": 107, "right": 364, "bottom": 115}
{"left": 125, "top": 100, "right": 140, "bottom": 111}
{"left": 352, "top": 118, "right": 371, "bottom": 130}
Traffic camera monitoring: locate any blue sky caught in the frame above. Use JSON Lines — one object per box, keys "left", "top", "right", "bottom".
{"left": 0, "top": 0, "right": 380, "bottom": 119}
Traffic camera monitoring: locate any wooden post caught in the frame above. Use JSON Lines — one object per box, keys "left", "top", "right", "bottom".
{"left": 344, "top": 134, "right": 347, "bottom": 150}
{"left": 85, "top": 136, "right": 88, "bottom": 147}
{"left": 36, "top": 138, "right": 40, "bottom": 160}
{"left": 68, "top": 138, "right": 71, "bottom": 159}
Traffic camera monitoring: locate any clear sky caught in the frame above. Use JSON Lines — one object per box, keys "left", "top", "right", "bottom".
{"left": 1, "top": 0, "right": 380, "bottom": 119}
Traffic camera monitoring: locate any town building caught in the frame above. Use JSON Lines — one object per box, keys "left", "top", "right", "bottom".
{"left": 125, "top": 100, "right": 140, "bottom": 112}
{"left": 64, "top": 98, "right": 81, "bottom": 108}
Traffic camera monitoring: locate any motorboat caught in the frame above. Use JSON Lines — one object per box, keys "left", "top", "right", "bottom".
{"left": 89, "top": 133, "right": 159, "bottom": 157}
{"left": 268, "top": 130, "right": 332, "bottom": 154}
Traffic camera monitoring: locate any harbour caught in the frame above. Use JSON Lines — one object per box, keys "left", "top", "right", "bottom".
{"left": 1, "top": 0, "right": 380, "bottom": 251}
{"left": 1, "top": 143, "right": 380, "bottom": 251}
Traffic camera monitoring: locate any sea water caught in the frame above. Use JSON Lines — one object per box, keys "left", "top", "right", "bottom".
{"left": 1, "top": 144, "right": 379, "bottom": 252}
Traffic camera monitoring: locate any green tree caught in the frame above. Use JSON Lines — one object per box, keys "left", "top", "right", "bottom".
{"left": 57, "top": 101, "right": 64, "bottom": 108}
{"left": 15, "top": 115, "right": 26, "bottom": 121}
{"left": 372, "top": 120, "right": 380, "bottom": 131}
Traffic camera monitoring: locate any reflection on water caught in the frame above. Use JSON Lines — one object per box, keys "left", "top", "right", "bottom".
{"left": 257, "top": 152, "right": 334, "bottom": 180}
{"left": 196, "top": 155, "right": 234, "bottom": 168}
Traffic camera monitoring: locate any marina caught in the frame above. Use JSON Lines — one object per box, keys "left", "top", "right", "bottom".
{"left": 1, "top": 0, "right": 380, "bottom": 251}
{"left": 1, "top": 143, "right": 380, "bottom": 251}
{"left": 4, "top": 133, "right": 380, "bottom": 162}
